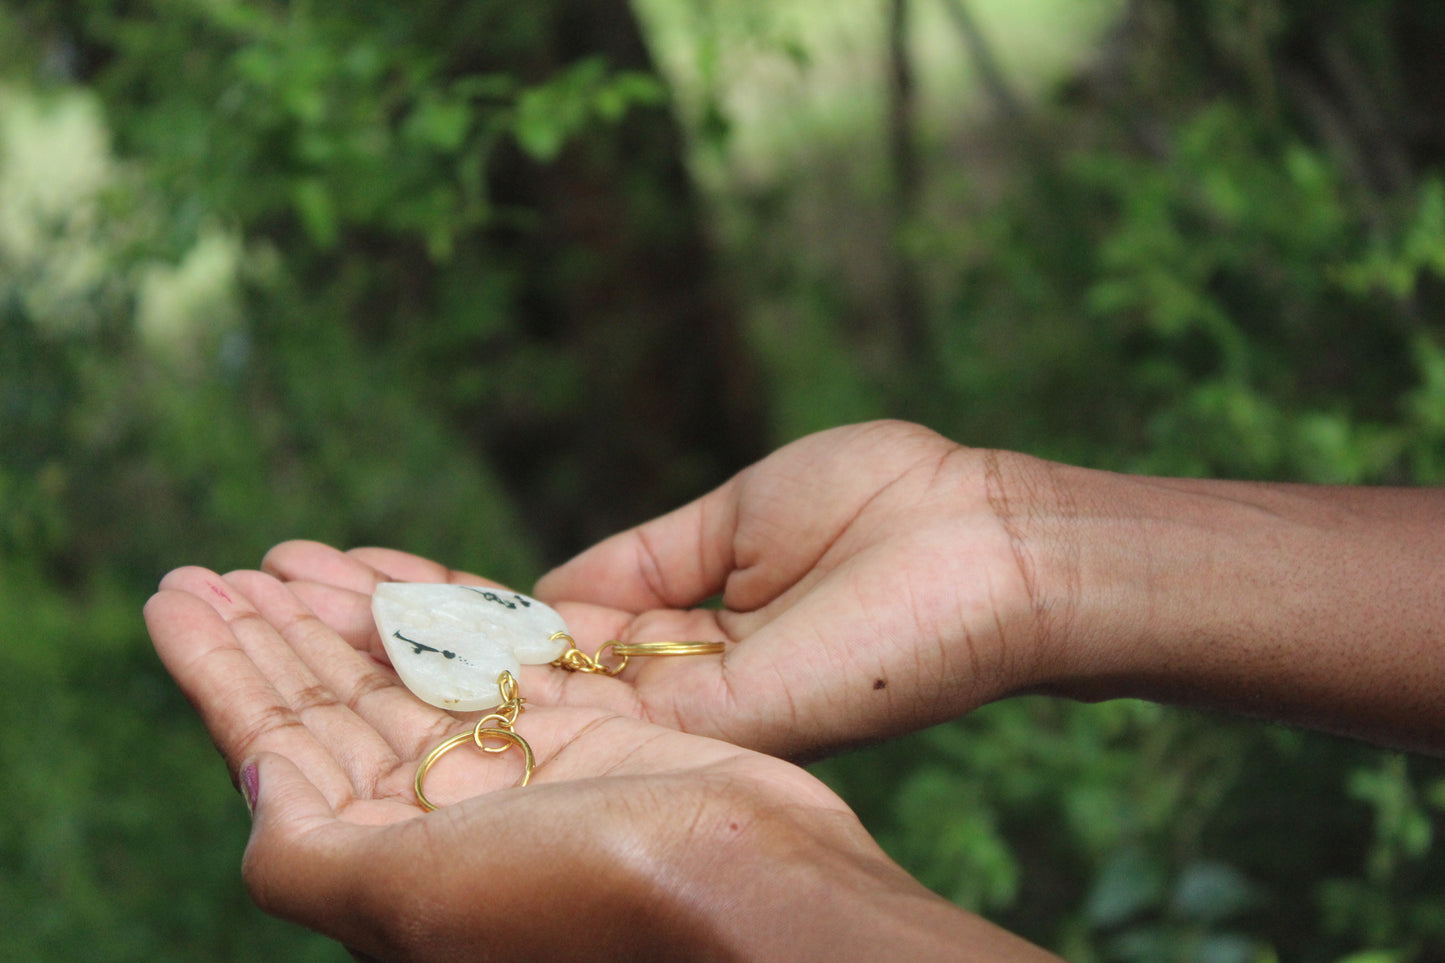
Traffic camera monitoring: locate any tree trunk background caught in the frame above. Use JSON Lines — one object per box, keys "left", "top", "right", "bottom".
{"left": 481, "top": 0, "right": 767, "bottom": 560}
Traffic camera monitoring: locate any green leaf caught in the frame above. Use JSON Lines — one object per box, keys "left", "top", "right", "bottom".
{"left": 407, "top": 96, "right": 471, "bottom": 152}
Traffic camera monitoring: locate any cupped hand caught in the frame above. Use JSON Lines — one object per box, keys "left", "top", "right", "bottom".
{"left": 263, "top": 421, "right": 1071, "bottom": 761}
{"left": 145, "top": 564, "right": 1053, "bottom": 961}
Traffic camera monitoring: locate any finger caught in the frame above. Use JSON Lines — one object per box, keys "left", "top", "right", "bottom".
{"left": 209, "top": 570, "right": 410, "bottom": 776}
{"left": 534, "top": 480, "right": 740, "bottom": 613}
{"left": 281, "top": 579, "right": 388, "bottom": 660}
{"left": 261, "top": 542, "right": 390, "bottom": 656}
{"left": 262, "top": 540, "right": 379, "bottom": 593}
{"left": 540, "top": 422, "right": 966, "bottom": 618}
{"left": 267, "top": 542, "right": 523, "bottom": 665}
{"left": 145, "top": 573, "right": 359, "bottom": 807}
{"left": 241, "top": 752, "right": 464, "bottom": 958}
{"left": 263, "top": 540, "right": 505, "bottom": 592}
{"left": 347, "top": 546, "right": 501, "bottom": 588}
{"left": 223, "top": 569, "right": 460, "bottom": 765}
{"left": 159, "top": 569, "right": 405, "bottom": 787}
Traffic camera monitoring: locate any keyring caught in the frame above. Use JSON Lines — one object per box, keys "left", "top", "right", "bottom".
{"left": 413, "top": 670, "right": 536, "bottom": 812}
{"left": 413, "top": 724, "right": 536, "bottom": 812}
{"left": 552, "top": 633, "right": 725, "bottom": 676}
{"left": 383, "top": 584, "right": 728, "bottom": 811}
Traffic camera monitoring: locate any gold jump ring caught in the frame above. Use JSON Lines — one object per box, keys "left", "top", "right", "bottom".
{"left": 471, "top": 727, "right": 536, "bottom": 787}
{"left": 594, "top": 640, "right": 628, "bottom": 675}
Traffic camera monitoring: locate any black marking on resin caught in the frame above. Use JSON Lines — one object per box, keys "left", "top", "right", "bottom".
{"left": 460, "top": 587, "right": 532, "bottom": 610}
{"left": 394, "top": 630, "right": 456, "bottom": 660}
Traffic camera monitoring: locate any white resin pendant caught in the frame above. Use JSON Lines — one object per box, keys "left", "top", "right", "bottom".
{"left": 372, "top": 583, "right": 570, "bottom": 711}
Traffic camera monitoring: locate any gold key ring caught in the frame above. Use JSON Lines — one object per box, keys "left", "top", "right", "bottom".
{"left": 549, "top": 632, "right": 725, "bottom": 676}
{"left": 413, "top": 671, "right": 535, "bottom": 812}
{"left": 413, "top": 726, "right": 536, "bottom": 812}
{"left": 611, "top": 639, "right": 726, "bottom": 658}
{"left": 413, "top": 636, "right": 725, "bottom": 811}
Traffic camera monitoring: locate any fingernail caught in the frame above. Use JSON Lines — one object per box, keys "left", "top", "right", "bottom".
{"left": 240, "top": 762, "right": 259, "bottom": 816}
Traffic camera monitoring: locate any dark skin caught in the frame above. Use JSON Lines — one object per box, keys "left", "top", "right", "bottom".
{"left": 147, "top": 564, "right": 1056, "bottom": 961}
{"left": 149, "top": 420, "right": 1445, "bottom": 960}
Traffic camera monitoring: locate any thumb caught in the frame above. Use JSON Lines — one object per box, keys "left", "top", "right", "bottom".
{"left": 535, "top": 483, "right": 739, "bottom": 612}
{"left": 240, "top": 751, "right": 336, "bottom": 829}
{"left": 238, "top": 753, "right": 353, "bottom": 927}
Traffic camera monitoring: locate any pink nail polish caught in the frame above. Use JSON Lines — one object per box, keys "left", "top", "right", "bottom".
{"left": 240, "top": 762, "right": 259, "bottom": 816}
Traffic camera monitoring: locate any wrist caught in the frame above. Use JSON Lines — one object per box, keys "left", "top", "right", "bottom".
{"left": 970, "top": 449, "right": 1108, "bottom": 701}
{"left": 988, "top": 456, "right": 1295, "bottom": 702}
{"left": 1015, "top": 463, "right": 1445, "bottom": 753}
{"left": 974, "top": 450, "right": 1277, "bottom": 702}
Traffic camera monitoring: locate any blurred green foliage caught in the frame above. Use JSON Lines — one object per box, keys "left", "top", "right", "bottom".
{"left": 4, "top": 0, "right": 1445, "bottom": 960}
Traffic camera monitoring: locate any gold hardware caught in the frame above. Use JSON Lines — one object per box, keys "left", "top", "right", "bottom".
{"left": 413, "top": 670, "right": 533, "bottom": 811}
{"left": 548, "top": 631, "right": 725, "bottom": 676}
{"left": 414, "top": 634, "right": 725, "bottom": 811}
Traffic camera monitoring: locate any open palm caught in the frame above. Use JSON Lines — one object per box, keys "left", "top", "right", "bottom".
{"left": 146, "top": 566, "right": 872, "bottom": 960}
{"left": 263, "top": 421, "right": 1049, "bottom": 760}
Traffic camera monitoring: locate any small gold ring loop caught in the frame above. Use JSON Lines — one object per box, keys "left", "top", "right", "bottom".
{"left": 496, "top": 670, "right": 521, "bottom": 705}
{"left": 472, "top": 713, "right": 515, "bottom": 751}
{"left": 609, "top": 640, "right": 726, "bottom": 658}
{"left": 471, "top": 727, "right": 536, "bottom": 786}
{"left": 549, "top": 631, "right": 599, "bottom": 672}
{"left": 594, "top": 641, "right": 628, "bottom": 676}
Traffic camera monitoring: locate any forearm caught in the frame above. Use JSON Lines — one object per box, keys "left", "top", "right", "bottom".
{"left": 1009, "top": 454, "right": 1445, "bottom": 753}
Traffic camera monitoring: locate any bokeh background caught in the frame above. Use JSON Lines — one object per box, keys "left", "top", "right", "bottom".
{"left": 5, "top": 1, "right": 1445, "bottom": 960}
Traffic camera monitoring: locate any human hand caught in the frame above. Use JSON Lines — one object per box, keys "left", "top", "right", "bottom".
{"left": 145, "top": 565, "right": 1054, "bottom": 961}
{"left": 268, "top": 413, "right": 1445, "bottom": 768}
{"left": 264, "top": 421, "right": 1079, "bottom": 760}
